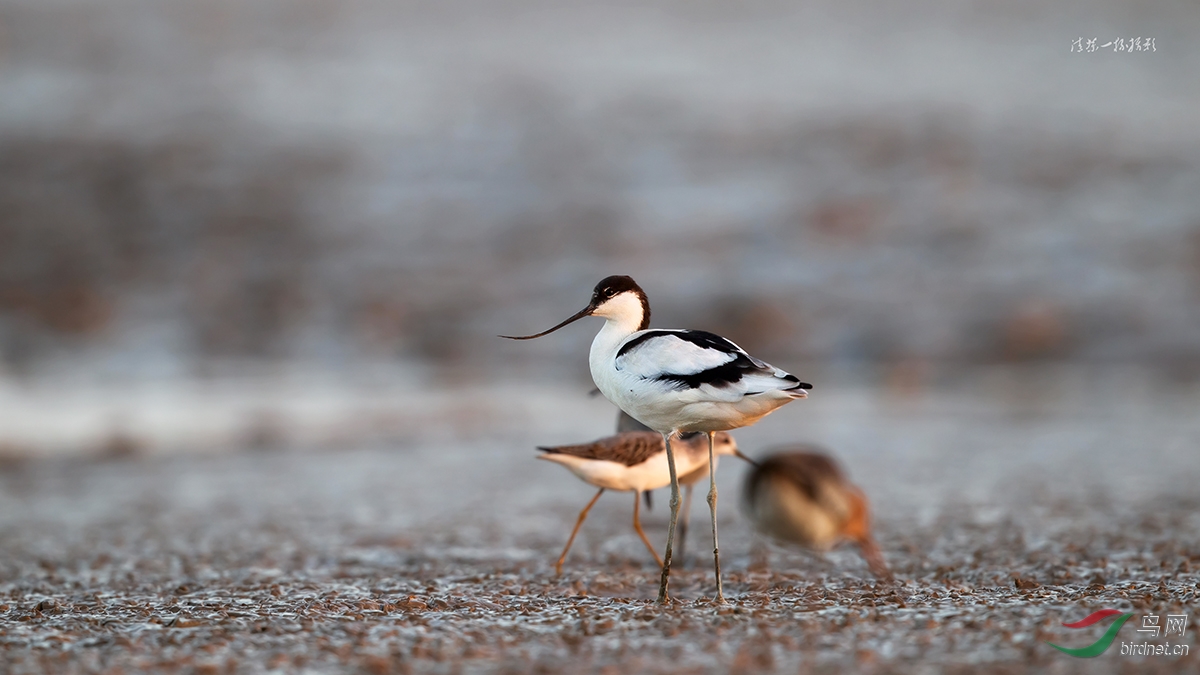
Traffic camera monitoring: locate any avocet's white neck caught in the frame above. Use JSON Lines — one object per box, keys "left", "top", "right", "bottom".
{"left": 587, "top": 291, "right": 647, "bottom": 395}
{"left": 589, "top": 317, "right": 635, "bottom": 363}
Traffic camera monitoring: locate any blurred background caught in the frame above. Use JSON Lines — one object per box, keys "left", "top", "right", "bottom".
{"left": 3, "top": 6, "right": 1199, "bottom": 670}
{"left": 0, "top": 0, "right": 1198, "bottom": 465}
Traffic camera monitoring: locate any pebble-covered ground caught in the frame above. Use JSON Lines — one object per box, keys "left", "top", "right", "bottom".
{"left": 2, "top": 373, "right": 1198, "bottom": 674}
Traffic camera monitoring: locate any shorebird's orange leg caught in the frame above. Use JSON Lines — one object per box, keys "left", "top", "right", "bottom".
{"left": 556, "top": 488, "right": 605, "bottom": 575}
{"left": 632, "top": 490, "right": 665, "bottom": 568}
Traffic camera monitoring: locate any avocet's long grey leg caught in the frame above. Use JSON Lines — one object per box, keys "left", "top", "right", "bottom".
{"left": 657, "top": 431, "right": 681, "bottom": 604}
{"left": 556, "top": 488, "right": 604, "bottom": 575}
{"left": 677, "top": 484, "right": 694, "bottom": 565}
{"left": 632, "top": 490, "right": 664, "bottom": 567}
{"left": 707, "top": 431, "right": 725, "bottom": 603}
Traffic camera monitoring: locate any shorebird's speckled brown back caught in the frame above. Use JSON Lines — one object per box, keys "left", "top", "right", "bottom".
{"left": 538, "top": 432, "right": 665, "bottom": 467}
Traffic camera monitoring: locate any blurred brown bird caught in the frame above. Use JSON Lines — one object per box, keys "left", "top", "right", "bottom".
{"left": 742, "top": 448, "right": 890, "bottom": 579}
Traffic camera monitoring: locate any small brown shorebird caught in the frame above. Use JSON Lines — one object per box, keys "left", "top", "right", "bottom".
{"left": 742, "top": 448, "right": 890, "bottom": 579}
{"left": 538, "top": 429, "right": 747, "bottom": 574}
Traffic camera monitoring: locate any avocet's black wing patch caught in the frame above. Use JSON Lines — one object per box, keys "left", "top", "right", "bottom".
{"left": 617, "top": 329, "right": 739, "bottom": 361}
{"left": 616, "top": 329, "right": 812, "bottom": 394}
{"left": 616, "top": 330, "right": 740, "bottom": 385}
{"left": 658, "top": 358, "right": 757, "bottom": 389}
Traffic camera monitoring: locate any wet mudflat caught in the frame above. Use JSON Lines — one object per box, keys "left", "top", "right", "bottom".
{"left": 1, "top": 375, "right": 1198, "bottom": 674}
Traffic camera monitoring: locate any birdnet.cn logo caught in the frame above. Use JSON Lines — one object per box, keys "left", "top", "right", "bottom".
{"left": 1046, "top": 609, "right": 1190, "bottom": 658}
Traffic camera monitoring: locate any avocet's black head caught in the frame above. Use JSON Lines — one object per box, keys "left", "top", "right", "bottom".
{"left": 590, "top": 275, "right": 641, "bottom": 303}
{"left": 499, "top": 275, "right": 651, "bottom": 340}
{"left": 589, "top": 275, "right": 650, "bottom": 328}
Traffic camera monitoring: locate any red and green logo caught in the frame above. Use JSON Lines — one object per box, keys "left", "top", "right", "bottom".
{"left": 1046, "top": 609, "right": 1134, "bottom": 657}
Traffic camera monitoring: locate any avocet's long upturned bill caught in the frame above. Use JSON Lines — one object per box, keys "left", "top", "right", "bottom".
{"left": 502, "top": 275, "right": 812, "bottom": 603}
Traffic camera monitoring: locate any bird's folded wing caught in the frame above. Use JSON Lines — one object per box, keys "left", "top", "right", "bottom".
{"left": 615, "top": 330, "right": 740, "bottom": 379}
{"left": 539, "top": 432, "right": 665, "bottom": 467}
{"left": 617, "top": 330, "right": 802, "bottom": 395}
